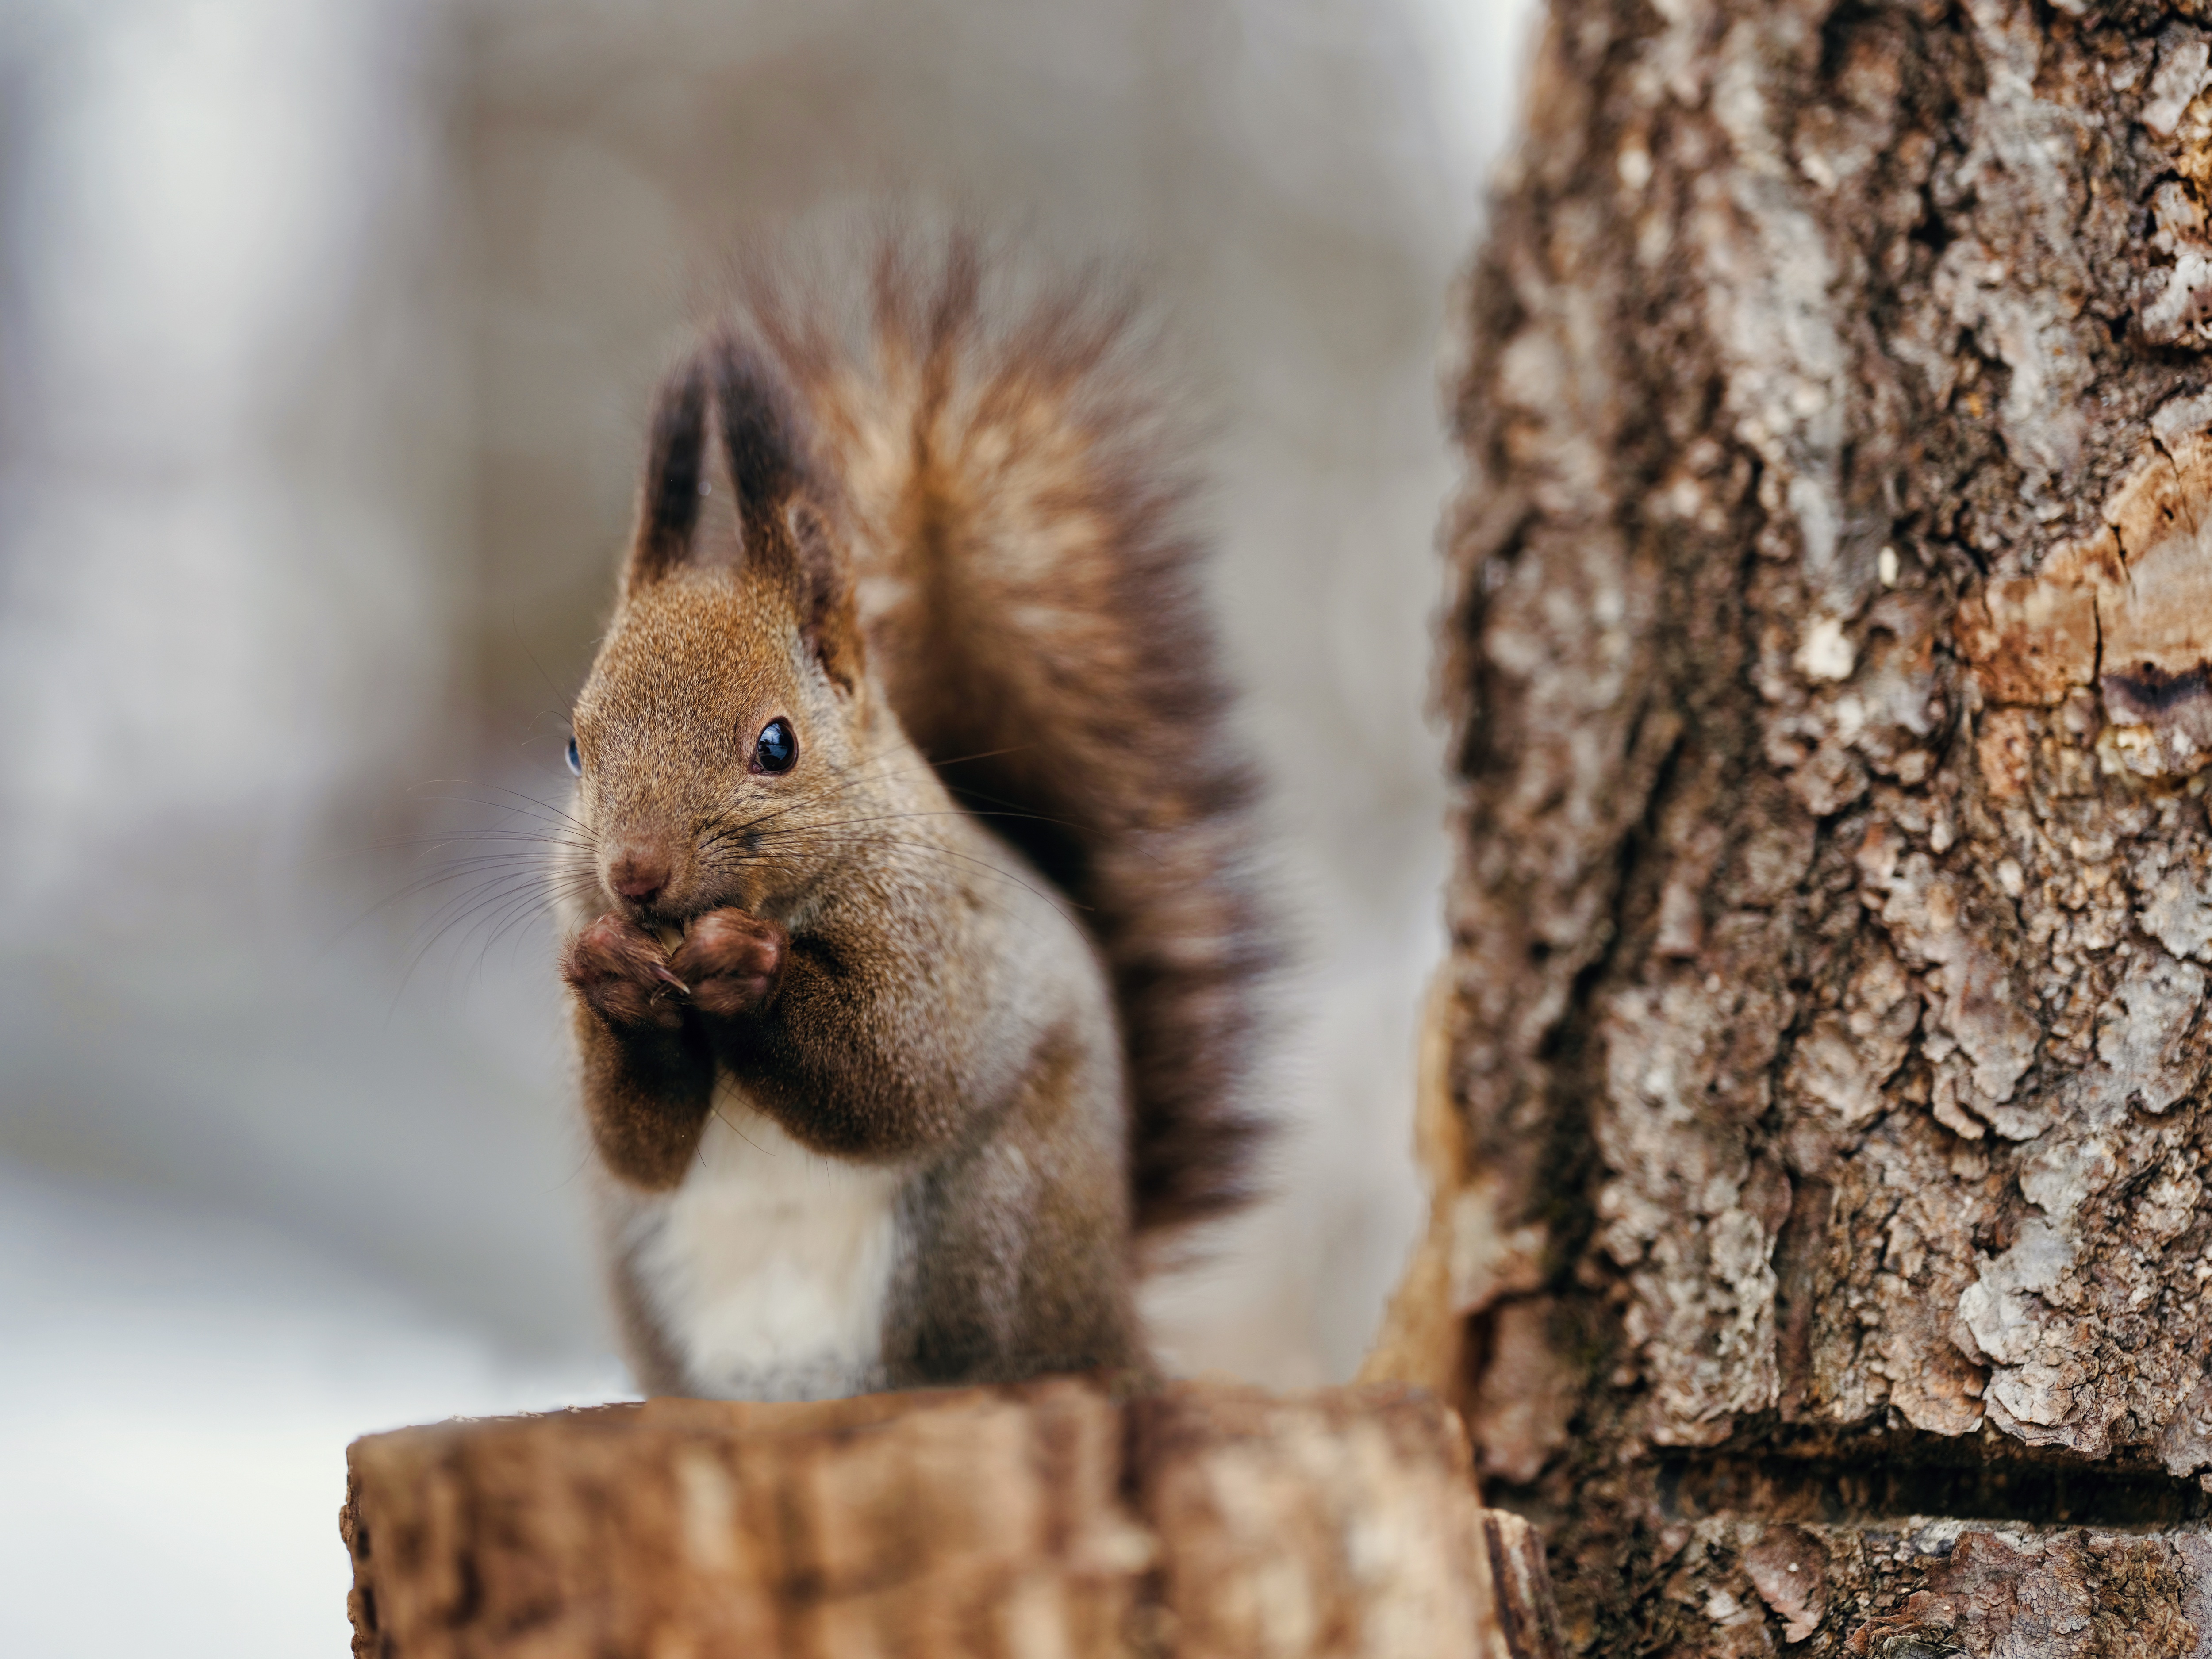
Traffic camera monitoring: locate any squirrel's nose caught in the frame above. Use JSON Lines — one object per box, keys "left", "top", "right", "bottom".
{"left": 607, "top": 841, "right": 672, "bottom": 906}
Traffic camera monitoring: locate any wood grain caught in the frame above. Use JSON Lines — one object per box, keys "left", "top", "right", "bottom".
{"left": 342, "top": 1378, "right": 1557, "bottom": 1659}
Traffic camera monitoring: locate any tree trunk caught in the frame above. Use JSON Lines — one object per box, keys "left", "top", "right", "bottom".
{"left": 1365, "top": 0, "right": 2212, "bottom": 1651}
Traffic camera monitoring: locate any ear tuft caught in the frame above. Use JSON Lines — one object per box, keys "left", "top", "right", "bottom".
{"left": 711, "top": 342, "right": 808, "bottom": 530}
{"left": 625, "top": 341, "right": 814, "bottom": 593}
{"left": 626, "top": 360, "right": 710, "bottom": 591}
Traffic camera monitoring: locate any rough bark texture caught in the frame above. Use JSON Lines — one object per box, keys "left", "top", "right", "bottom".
{"left": 341, "top": 1378, "right": 1559, "bottom": 1658}
{"left": 1363, "top": 0, "right": 2212, "bottom": 1651}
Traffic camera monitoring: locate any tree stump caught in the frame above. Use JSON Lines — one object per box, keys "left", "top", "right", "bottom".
{"left": 341, "top": 1377, "right": 1563, "bottom": 1658}
{"left": 1363, "top": 0, "right": 2212, "bottom": 1651}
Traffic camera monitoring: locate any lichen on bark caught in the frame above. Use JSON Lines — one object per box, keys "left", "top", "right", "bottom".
{"left": 1369, "top": 0, "right": 2212, "bottom": 1650}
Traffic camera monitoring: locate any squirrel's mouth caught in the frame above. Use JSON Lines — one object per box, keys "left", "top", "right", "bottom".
{"left": 614, "top": 891, "right": 691, "bottom": 947}
{"left": 622, "top": 873, "right": 768, "bottom": 937}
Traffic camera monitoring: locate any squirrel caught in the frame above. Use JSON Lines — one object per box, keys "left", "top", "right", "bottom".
{"left": 555, "top": 238, "right": 1274, "bottom": 1400}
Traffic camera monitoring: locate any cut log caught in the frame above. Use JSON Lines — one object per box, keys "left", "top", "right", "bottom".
{"left": 341, "top": 1377, "right": 1560, "bottom": 1659}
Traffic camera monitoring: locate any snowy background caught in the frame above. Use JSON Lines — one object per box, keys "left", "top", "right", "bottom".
{"left": 0, "top": 0, "right": 1533, "bottom": 1651}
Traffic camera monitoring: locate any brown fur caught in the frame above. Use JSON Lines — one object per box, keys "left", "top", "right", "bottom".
{"left": 558, "top": 235, "right": 1271, "bottom": 1394}
{"left": 737, "top": 235, "right": 1276, "bottom": 1237}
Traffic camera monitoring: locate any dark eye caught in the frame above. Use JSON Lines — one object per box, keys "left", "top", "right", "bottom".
{"left": 565, "top": 737, "right": 582, "bottom": 777}
{"left": 753, "top": 718, "right": 796, "bottom": 773}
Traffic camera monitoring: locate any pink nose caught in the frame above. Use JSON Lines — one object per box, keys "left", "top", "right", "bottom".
{"left": 607, "top": 842, "right": 672, "bottom": 905}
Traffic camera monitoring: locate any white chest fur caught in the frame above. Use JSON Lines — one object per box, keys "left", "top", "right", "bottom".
{"left": 623, "top": 1090, "right": 906, "bottom": 1400}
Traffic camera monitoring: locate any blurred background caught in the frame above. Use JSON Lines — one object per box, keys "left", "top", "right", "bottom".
{"left": 0, "top": 0, "right": 1532, "bottom": 1651}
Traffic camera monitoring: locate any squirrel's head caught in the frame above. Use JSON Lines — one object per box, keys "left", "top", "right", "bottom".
{"left": 567, "top": 339, "right": 871, "bottom": 926}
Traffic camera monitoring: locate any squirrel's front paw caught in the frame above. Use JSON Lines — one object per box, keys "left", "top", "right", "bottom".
{"left": 670, "top": 909, "right": 787, "bottom": 1018}
{"left": 563, "top": 912, "right": 689, "bottom": 1031}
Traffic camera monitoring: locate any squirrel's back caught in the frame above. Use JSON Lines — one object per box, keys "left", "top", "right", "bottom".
{"left": 729, "top": 233, "right": 1274, "bottom": 1244}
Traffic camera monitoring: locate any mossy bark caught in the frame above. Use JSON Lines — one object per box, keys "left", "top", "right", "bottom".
{"left": 1368, "top": 0, "right": 2212, "bottom": 1650}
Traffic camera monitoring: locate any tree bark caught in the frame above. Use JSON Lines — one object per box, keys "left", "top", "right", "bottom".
{"left": 341, "top": 1378, "right": 1563, "bottom": 1658}
{"left": 1365, "top": 0, "right": 2212, "bottom": 1651}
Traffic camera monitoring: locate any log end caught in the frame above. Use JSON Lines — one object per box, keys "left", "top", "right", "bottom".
{"left": 341, "top": 1376, "right": 1562, "bottom": 1658}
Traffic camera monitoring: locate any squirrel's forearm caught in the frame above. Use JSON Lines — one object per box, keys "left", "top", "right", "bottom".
{"left": 574, "top": 1004, "right": 717, "bottom": 1189}
{"left": 714, "top": 931, "right": 981, "bottom": 1160}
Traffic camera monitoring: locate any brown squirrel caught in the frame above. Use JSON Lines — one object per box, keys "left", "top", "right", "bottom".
{"left": 556, "top": 239, "right": 1273, "bottom": 1399}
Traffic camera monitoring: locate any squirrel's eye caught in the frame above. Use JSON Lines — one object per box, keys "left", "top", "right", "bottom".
{"left": 565, "top": 737, "right": 583, "bottom": 777}
{"left": 753, "top": 718, "right": 797, "bottom": 774}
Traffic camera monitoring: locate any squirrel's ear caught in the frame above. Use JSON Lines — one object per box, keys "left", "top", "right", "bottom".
{"left": 712, "top": 346, "right": 866, "bottom": 693}
{"left": 784, "top": 498, "right": 867, "bottom": 694}
{"left": 710, "top": 344, "right": 806, "bottom": 533}
{"left": 625, "top": 340, "right": 864, "bottom": 688}
{"left": 624, "top": 358, "right": 711, "bottom": 593}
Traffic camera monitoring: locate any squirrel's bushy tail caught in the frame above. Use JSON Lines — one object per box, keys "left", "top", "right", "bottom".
{"left": 733, "top": 231, "right": 1275, "bottom": 1245}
